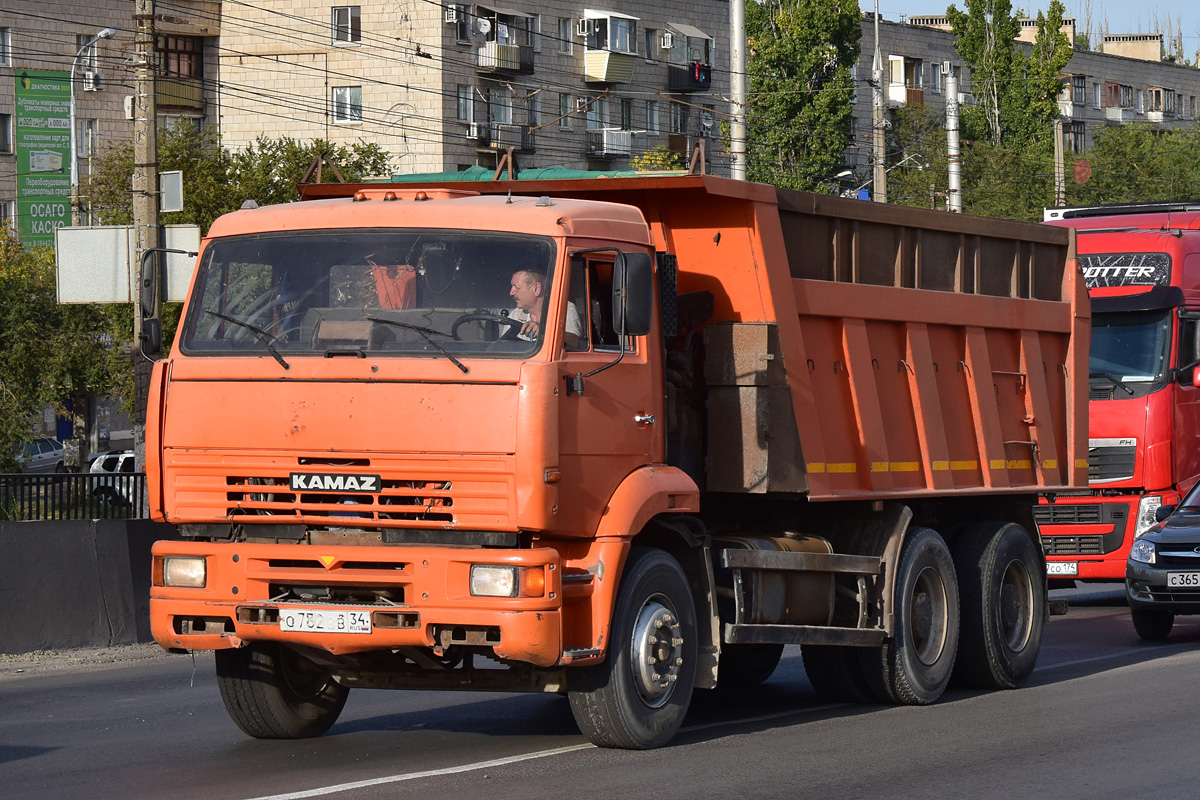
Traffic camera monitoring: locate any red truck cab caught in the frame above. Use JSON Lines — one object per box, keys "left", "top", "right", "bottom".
{"left": 1040, "top": 204, "right": 1200, "bottom": 581}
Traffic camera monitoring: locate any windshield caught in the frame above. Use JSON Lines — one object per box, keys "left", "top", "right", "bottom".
{"left": 1089, "top": 309, "right": 1171, "bottom": 386}
{"left": 180, "top": 230, "right": 557, "bottom": 360}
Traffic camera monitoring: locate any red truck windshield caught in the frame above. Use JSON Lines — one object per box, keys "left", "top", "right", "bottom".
{"left": 180, "top": 229, "right": 557, "bottom": 359}
{"left": 1089, "top": 309, "right": 1172, "bottom": 397}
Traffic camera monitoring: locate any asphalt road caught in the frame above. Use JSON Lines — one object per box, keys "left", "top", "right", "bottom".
{"left": 4, "top": 583, "right": 1198, "bottom": 800}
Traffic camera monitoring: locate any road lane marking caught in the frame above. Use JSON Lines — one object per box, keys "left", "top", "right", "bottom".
{"left": 244, "top": 744, "right": 596, "bottom": 800}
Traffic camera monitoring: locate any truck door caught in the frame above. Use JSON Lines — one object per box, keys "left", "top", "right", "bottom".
{"left": 557, "top": 254, "right": 661, "bottom": 536}
{"left": 1176, "top": 307, "right": 1200, "bottom": 490}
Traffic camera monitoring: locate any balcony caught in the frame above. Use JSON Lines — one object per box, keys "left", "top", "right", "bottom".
{"left": 1105, "top": 107, "right": 1135, "bottom": 123}
{"left": 1057, "top": 99, "right": 1075, "bottom": 119}
{"left": 485, "top": 123, "right": 534, "bottom": 152}
{"left": 1146, "top": 110, "right": 1174, "bottom": 123}
{"left": 156, "top": 77, "right": 204, "bottom": 110}
{"left": 584, "top": 50, "right": 637, "bottom": 84}
{"left": 588, "top": 128, "right": 633, "bottom": 157}
{"left": 476, "top": 42, "right": 534, "bottom": 74}
{"left": 887, "top": 84, "right": 924, "bottom": 108}
{"left": 668, "top": 63, "right": 712, "bottom": 92}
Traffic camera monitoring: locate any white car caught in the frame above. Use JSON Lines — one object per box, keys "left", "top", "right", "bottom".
{"left": 89, "top": 450, "right": 137, "bottom": 506}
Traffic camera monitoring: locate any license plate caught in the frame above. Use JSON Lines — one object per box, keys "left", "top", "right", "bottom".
{"left": 279, "top": 609, "right": 372, "bottom": 634}
{"left": 1167, "top": 572, "right": 1200, "bottom": 588}
{"left": 1046, "top": 561, "right": 1078, "bottom": 576}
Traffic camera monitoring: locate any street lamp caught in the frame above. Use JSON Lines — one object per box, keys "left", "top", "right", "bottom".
{"left": 69, "top": 27, "right": 117, "bottom": 225}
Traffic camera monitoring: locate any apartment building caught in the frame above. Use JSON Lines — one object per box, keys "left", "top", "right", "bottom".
{"left": 215, "top": 1, "right": 731, "bottom": 175}
{"left": 848, "top": 15, "right": 1200, "bottom": 174}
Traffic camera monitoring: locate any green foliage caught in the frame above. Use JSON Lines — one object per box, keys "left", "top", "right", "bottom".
{"left": 0, "top": 230, "right": 115, "bottom": 470}
{"left": 745, "top": 0, "right": 861, "bottom": 191}
{"left": 630, "top": 146, "right": 685, "bottom": 172}
{"left": 1068, "top": 125, "right": 1200, "bottom": 205}
{"left": 229, "top": 136, "right": 392, "bottom": 209}
{"left": 887, "top": 106, "right": 948, "bottom": 210}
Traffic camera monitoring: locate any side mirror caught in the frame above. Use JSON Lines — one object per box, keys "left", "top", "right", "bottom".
{"left": 140, "top": 318, "right": 163, "bottom": 357}
{"left": 1193, "top": 365, "right": 1200, "bottom": 388}
{"left": 1156, "top": 504, "right": 1177, "bottom": 523}
{"left": 612, "top": 251, "right": 654, "bottom": 337}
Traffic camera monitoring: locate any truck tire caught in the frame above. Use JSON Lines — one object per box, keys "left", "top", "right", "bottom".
{"left": 802, "top": 645, "right": 875, "bottom": 702}
{"left": 861, "top": 526, "right": 959, "bottom": 705}
{"left": 718, "top": 643, "right": 784, "bottom": 688}
{"left": 1131, "top": 608, "right": 1175, "bottom": 641}
{"left": 953, "top": 522, "right": 1044, "bottom": 689}
{"left": 215, "top": 642, "right": 349, "bottom": 739}
{"left": 567, "top": 547, "right": 698, "bottom": 749}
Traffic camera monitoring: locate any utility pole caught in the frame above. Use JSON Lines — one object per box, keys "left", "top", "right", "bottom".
{"left": 1053, "top": 117, "right": 1066, "bottom": 207}
{"left": 132, "top": 0, "right": 159, "bottom": 471}
{"left": 871, "top": 1, "right": 886, "bottom": 203}
{"left": 730, "top": 0, "right": 747, "bottom": 180}
{"left": 945, "top": 66, "right": 962, "bottom": 213}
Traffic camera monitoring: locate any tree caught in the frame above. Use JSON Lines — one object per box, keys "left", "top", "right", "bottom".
{"left": 745, "top": 0, "right": 861, "bottom": 191}
{"left": 0, "top": 230, "right": 114, "bottom": 470}
{"left": 1068, "top": 124, "right": 1200, "bottom": 205}
{"left": 229, "top": 136, "right": 392, "bottom": 208}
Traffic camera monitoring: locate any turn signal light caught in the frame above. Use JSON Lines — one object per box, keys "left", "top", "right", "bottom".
{"left": 522, "top": 566, "right": 546, "bottom": 597}
{"left": 352, "top": 190, "right": 368, "bottom": 202}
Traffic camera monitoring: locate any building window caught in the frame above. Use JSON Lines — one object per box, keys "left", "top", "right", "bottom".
{"left": 0, "top": 28, "right": 10, "bottom": 67}
{"left": 1092, "top": 82, "right": 1102, "bottom": 109}
{"left": 1106, "top": 82, "right": 1133, "bottom": 108}
{"left": 930, "top": 65, "right": 942, "bottom": 94}
{"left": 646, "top": 100, "right": 659, "bottom": 134}
{"left": 644, "top": 28, "right": 657, "bottom": 61}
{"left": 79, "top": 118, "right": 97, "bottom": 158}
{"left": 76, "top": 34, "right": 100, "bottom": 70}
{"left": 455, "top": 5, "right": 470, "bottom": 42}
{"left": 586, "top": 98, "right": 603, "bottom": 130}
{"left": 526, "top": 95, "right": 539, "bottom": 127}
{"left": 559, "top": 94, "right": 571, "bottom": 128}
{"left": 332, "top": 6, "right": 362, "bottom": 44}
{"left": 0, "top": 113, "right": 11, "bottom": 153}
{"left": 457, "top": 85, "right": 473, "bottom": 122}
{"left": 670, "top": 102, "right": 688, "bottom": 134}
{"left": 0, "top": 201, "right": 13, "bottom": 231}
{"left": 557, "top": 18, "right": 573, "bottom": 54}
{"left": 332, "top": 86, "right": 362, "bottom": 123}
{"left": 1137, "top": 88, "right": 1145, "bottom": 113}
{"left": 666, "top": 29, "right": 712, "bottom": 66}
{"left": 1148, "top": 87, "right": 1177, "bottom": 114}
{"left": 488, "top": 88, "right": 512, "bottom": 125}
{"left": 1072, "top": 75, "right": 1086, "bottom": 105}
{"left": 155, "top": 35, "right": 203, "bottom": 78}
{"left": 620, "top": 98, "right": 633, "bottom": 130}
{"left": 1065, "top": 121, "right": 1085, "bottom": 153}
{"left": 524, "top": 15, "right": 540, "bottom": 51}
{"left": 586, "top": 15, "right": 637, "bottom": 54}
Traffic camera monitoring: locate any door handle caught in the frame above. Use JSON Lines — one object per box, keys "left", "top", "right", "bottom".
{"left": 634, "top": 414, "right": 655, "bottom": 424}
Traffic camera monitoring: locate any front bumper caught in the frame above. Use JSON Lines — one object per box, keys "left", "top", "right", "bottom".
{"left": 1126, "top": 561, "right": 1200, "bottom": 615}
{"left": 1037, "top": 496, "right": 1135, "bottom": 581}
{"left": 150, "top": 540, "right": 564, "bottom": 666}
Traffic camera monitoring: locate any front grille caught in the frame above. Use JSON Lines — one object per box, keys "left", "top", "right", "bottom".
{"left": 1034, "top": 504, "right": 1103, "bottom": 525}
{"left": 1042, "top": 535, "right": 1105, "bottom": 555}
{"left": 1089, "top": 445, "right": 1136, "bottom": 483}
{"left": 227, "top": 476, "right": 454, "bottom": 525}
{"left": 1156, "top": 552, "right": 1200, "bottom": 569}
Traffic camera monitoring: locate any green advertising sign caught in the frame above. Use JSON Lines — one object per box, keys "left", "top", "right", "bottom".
{"left": 14, "top": 70, "right": 71, "bottom": 248}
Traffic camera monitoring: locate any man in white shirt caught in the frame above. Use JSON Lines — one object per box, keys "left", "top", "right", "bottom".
{"left": 509, "top": 269, "right": 583, "bottom": 348}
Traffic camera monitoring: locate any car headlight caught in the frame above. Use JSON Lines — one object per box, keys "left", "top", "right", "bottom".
{"left": 1135, "top": 495, "right": 1163, "bottom": 539}
{"left": 1129, "top": 539, "right": 1156, "bottom": 565}
{"left": 471, "top": 565, "right": 518, "bottom": 597}
{"left": 163, "top": 556, "right": 207, "bottom": 587}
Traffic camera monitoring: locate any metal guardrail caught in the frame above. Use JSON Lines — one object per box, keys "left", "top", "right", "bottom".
{"left": 0, "top": 473, "right": 147, "bottom": 521}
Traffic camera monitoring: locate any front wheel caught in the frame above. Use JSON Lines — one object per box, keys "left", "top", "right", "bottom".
{"left": 1131, "top": 607, "right": 1175, "bottom": 641}
{"left": 568, "top": 548, "right": 698, "bottom": 749}
{"left": 215, "top": 642, "right": 349, "bottom": 739}
{"left": 953, "top": 522, "right": 1045, "bottom": 689}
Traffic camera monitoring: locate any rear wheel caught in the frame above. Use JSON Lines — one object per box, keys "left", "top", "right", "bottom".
{"left": 860, "top": 527, "right": 959, "bottom": 705}
{"left": 953, "top": 522, "right": 1044, "bottom": 689}
{"left": 1131, "top": 607, "right": 1175, "bottom": 641}
{"left": 215, "top": 642, "right": 349, "bottom": 738}
{"left": 568, "top": 547, "right": 698, "bottom": 749}
{"left": 718, "top": 643, "right": 784, "bottom": 688}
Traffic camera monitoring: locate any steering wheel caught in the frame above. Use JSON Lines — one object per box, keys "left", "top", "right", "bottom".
{"left": 451, "top": 312, "right": 524, "bottom": 341}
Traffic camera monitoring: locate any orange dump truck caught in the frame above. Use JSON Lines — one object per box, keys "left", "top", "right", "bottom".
{"left": 148, "top": 175, "right": 1086, "bottom": 749}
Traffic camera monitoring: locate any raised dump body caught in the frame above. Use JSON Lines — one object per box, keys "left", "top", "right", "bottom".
{"left": 150, "top": 175, "right": 1085, "bottom": 750}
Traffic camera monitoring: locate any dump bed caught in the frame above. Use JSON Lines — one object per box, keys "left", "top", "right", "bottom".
{"left": 303, "top": 175, "right": 1088, "bottom": 501}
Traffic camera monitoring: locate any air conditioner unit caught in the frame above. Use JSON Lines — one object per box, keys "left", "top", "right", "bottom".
{"left": 124, "top": 95, "right": 135, "bottom": 120}
{"left": 659, "top": 32, "right": 675, "bottom": 49}
{"left": 466, "top": 121, "right": 486, "bottom": 139}
{"left": 82, "top": 71, "right": 101, "bottom": 91}
{"left": 444, "top": 6, "right": 459, "bottom": 24}
{"left": 576, "top": 97, "right": 589, "bottom": 111}
{"left": 576, "top": 18, "right": 594, "bottom": 37}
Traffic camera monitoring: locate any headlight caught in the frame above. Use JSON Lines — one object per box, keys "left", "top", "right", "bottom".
{"left": 470, "top": 565, "right": 518, "bottom": 597}
{"left": 1135, "top": 495, "right": 1163, "bottom": 539}
{"left": 1129, "top": 539, "right": 1157, "bottom": 565}
{"left": 163, "top": 556, "right": 207, "bottom": 587}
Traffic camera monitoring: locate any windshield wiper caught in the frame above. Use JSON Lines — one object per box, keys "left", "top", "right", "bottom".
{"left": 1089, "top": 372, "right": 1135, "bottom": 395}
{"left": 205, "top": 310, "right": 290, "bottom": 370}
{"left": 365, "top": 315, "right": 469, "bottom": 374}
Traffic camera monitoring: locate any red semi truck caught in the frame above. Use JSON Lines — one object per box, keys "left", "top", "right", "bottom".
{"left": 148, "top": 175, "right": 1085, "bottom": 749}
{"left": 1040, "top": 204, "right": 1200, "bottom": 582}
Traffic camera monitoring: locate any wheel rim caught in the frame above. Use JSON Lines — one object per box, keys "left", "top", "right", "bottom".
{"left": 630, "top": 594, "right": 684, "bottom": 708}
{"left": 998, "top": 558, "right": 1034, "bottom": 651}
{"left": 909, "top": 565, "right": 949, "bottom": 666}
{"left": 278, "top": 648, "right": 335, "bottom": 701}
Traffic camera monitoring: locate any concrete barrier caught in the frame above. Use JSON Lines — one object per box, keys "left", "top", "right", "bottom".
{"left": 0, "top": 519, "right": 179, "bottom": 654}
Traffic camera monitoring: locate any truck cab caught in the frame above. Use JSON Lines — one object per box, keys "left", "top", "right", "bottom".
{"left": 1040, "top": 205, "right": 1200, "bottom": 582}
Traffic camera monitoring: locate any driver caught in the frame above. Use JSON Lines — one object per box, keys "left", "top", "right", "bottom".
{"left": 509, "top": 270, "right": 582, "bottom": 348}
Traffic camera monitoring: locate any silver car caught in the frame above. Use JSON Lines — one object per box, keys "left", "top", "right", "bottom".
{"left": 17, "top": 437, "right": 64, "bottom": 474}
